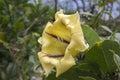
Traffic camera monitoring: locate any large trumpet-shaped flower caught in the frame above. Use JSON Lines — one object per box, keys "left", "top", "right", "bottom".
{"left": 38, "top": 10, "right": 89, "bottom": 77}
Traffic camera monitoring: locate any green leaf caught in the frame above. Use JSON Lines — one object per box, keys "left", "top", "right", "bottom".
{"left": 75, "top": 63, "right": 101, "bottom": 79}
{"left": 113, "top": 53, "right": 120, "bottom": 71}
{"left": 46, "top": 63, "right": 99, "bottom": 80}
{"left": 85, "top": 43, "right": 108, "bottom": 72}
{"left": 7, "top": 63, "right": 18, "bottom": 78}
{"left": 13, "top": 21, "right": 25, "bottom": 31}
{"left": 76, "top": 62, "right": 101, "bottom": 74}
{"left": 103, "top": 11, "right": 113, "bottom": 20}
{"left": 80, "top": 12, "right": 93, "bottom": 17}
{"left": 101, "top": 40, "right": 120, "bottom": 72}
{"left": 109, "top": 31, "right": 117, "bottom": 40}
{"left": 79, "top": 76, "right": 96, "bottom": 80}
{"left": 100, "top": 25, "right": 112, "bottom": 33}
{"left": 81, "top": 24, "right": 100, "bottom": 48}
{"left": 98, "top": 1, "right": 107, "bottom": 7}
{"left": 46, "top": 67, "right": 80, "bottom": 80}
{"left": 29, "top": 55, "right": 35, "bottom": 65}
{"left": 85, "top": 40, "right": 120, "bottom": 73}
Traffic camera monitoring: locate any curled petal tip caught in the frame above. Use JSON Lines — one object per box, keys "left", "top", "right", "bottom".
{"left": 59, "top": 9, "right": 63, "bottom": 13}
{"left": 38, "top": 37, "right": 43, "bottom": 44}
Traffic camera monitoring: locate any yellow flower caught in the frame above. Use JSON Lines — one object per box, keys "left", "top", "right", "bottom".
{"left": 38, "top": 10, "right": 89, "bottom": 77}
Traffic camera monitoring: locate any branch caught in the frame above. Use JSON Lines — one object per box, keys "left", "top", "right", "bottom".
{"left": 73, "top": 0, "right": 80, "bottom": 12}
{"left": 54, "top": 0, "right": 58, "bottom": 13}
{"left": 81, "top": 0, "right": 86, "bottom": 12}
{"left": 24, "top": 18, "right": 39, "bottom": 35}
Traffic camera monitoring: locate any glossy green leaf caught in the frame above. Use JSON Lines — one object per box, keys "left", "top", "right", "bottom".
{"left": 46, "top": 62, "right": 103, "bottom": 80}
{"left": 81, "top": 24, "right": 100, "bottom": 48}
{"left": 102, "top": 40, "right": 120, "bottom": 72}
{"left": 85, "top": 43, "right": 108, "bottom": 72}
{"left": 46, "top": 66, "right": 80, "bottom": 80}
{"left": 85, "top": 40, "right": 120, "bottom": 73}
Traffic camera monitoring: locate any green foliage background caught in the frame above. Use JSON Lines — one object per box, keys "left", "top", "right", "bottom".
{"left": 0, "top": 0, "right": 120, "bottom": 80}
{"left": 0, "top": 0, "right": 54, "bottom": 79}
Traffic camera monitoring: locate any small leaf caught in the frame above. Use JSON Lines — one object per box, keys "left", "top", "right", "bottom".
{"left": 98, "top": 1, "right": 107, "bottom": 6}
{"left": 100, "top": 25, "right": 112, "bottom": 33}
{"left": 29, "top": 55, "right": 35, "bottom": 65}
{"left": 13, "top": 21, "right": 25, "bottom": 31}
{"left": 113, "top": 53, "right": 120, "bottom": 71}
{"left": 80, "top": 12, "right": 93, "bottom": 17}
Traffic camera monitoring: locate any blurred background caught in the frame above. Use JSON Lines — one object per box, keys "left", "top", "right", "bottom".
{"left": 0, "top": 0, "right": 120, "bottom": 80}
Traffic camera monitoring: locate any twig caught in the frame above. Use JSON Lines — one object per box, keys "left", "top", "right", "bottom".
{"left": 54, "top": 0, "right": 58, "bottom": 13}
{"left": 81, "top": 0, "right": 86, "bottom": 12}
{"left": 19, "top": 69, "right": 23, "bottom": 80}
{"left": 73, "top": 0, "right": 80, "bottom": 12}
{"left": 24, "top": 18, "right": 38, "bottom": 35}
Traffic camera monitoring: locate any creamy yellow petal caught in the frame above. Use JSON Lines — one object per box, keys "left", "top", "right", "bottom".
{"left": 55, "top": 50, "right": 75, "bottom": 77}
{"left": 58, "top": 12, "right": 89, "bottom": 56}
{"left": 38, "top": 10, "right": 89, "bottom": 77}
{"left": 38, "top": 51, "right": 75, "bottom": 77}
{"left": 38, "top": 52, "right": 54, "bottom": 75}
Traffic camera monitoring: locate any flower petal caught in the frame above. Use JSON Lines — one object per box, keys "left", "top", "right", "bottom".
{"left": 55, "top": 50, "right": 75, "bottom": 77}
{"left": 38, "top": 51, "right": 75, "bottom": 77}
{"left": 38, "top": 52, "right": 54, "bottom": 76}
{"left": 38, "top": 10, "right": 89, "bottom": 77}
{"left": 56, "top": 11, "right": 89, "bottom": 56}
